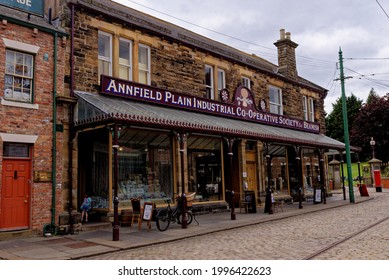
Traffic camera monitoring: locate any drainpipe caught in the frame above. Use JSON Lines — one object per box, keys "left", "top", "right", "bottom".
{"left": 51, "top": 32, "right": 58, "bottom": 228}
{"left": 68, "top": 3, "right": 76, "bottom": 234}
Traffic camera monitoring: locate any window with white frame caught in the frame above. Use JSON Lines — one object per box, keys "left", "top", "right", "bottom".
{"left": 302, "top": 96, "right": 308, "bottom": 120}
{"left": 4, "top": 49, "right": 34, "bottom": 103}
{"left": 138, "top": 44, "right": 150, "bottom": 85}
{"left": 309, "top": 98, "right": 315, "bottom": 122}
{"left": 98, "top": 31, "right": 112, "bottom": 82}
{"left": 241, "top": 77, "right": 251, "bottom": 89}
{"left": 205, "top": 65, "right": 214, "bottom": 99}
{"left": 217, "top": 69, "right": 225, "bottom": 95}
{"left": 269, "top": 86, "right": 283, "bottom": 115}
{"left": 119, "top": 38, "right": 132, "bottom": 81}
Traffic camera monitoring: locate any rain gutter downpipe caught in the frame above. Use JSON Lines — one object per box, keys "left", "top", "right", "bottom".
{"left": 68, "top": 2, "right": 76, "bottom": 234}
{"left": 51, "top": 32, "right": 58, "bottom": 228}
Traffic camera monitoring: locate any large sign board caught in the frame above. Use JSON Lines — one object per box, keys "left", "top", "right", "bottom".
{"left": 0, "top": 0, "right": 44, "bottom": 17}
{"left": 100, "top": 75, "right": 320, "bottom": 133}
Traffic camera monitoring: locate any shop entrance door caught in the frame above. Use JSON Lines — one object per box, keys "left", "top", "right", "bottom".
{"left": 246, "top": 162, "right": 258, "bottom": 191}
{"left": 1, "top": 159, "right": 30, "bottom": 230}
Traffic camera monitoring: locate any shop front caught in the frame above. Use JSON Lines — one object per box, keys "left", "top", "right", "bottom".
{"left": 73, "top": 76, "right": 346, "bottom": 219}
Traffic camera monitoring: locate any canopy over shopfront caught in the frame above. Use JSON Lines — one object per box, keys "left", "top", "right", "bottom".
{"left": 74, "top": 90, "right": 345, "bottom": 151}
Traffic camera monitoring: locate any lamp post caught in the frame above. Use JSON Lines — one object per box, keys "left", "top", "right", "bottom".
{"left": 370, "top": 137, "right": 376, "bottom": 159}
{"left": 112, "top": 125, "right": 120, "bottom": 241}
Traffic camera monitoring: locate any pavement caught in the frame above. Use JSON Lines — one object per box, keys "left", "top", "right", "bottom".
{"left": 0, "top": 187, "right": 384, "bottom": 260}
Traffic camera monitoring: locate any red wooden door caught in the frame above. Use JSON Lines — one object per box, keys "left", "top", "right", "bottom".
{"left": 1, "top": 159, "right": 30, "bottom": 230}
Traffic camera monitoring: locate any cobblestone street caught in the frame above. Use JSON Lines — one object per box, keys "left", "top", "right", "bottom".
{"left": 85, "top": 193, "right": 389, "bottom": 260}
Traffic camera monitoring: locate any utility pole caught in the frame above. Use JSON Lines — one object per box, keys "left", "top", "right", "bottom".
{"left": 338, "top": 48, "right": 355, "bottom": 203}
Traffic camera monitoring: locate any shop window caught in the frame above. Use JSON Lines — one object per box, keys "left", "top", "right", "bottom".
{"left": 241, "top": 77, "right": 251, "bottom": 90}
{"left": 116, "top": 129, "right": 172, "bottom": 206}
{"left": 138, "top": 44, "right": 150, "bottom": 85}
{"left": 80, "top": 129, "right": 173, "bottom": 209}
{"left": 217, "top": 69, "right": 225, "bottom": 95}
{"left": 98, "top": 31, "right": 112, "bottom": 82}
{"left": 119, "top": 38, "right": 132, "bottom": 81}
{"left": 188, "top": 136, "right": 222, "bottom": 201}
{"left": 205, "top": 65, "right": 214, "bottom": 99}
{"left": 4, "top": 50, "right": 34, "bottom": 103}
{"left": 269, "top": 86, "right": 283, "bottom": 115}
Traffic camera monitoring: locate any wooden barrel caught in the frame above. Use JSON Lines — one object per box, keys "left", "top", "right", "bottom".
{"left": 120, "top": 210, "right": 132, "bottom": 227}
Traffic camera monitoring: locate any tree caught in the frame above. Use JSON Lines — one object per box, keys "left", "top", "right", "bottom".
{"left": 366, "top": 88, "right": 380, "bottom": 105}
{"left": 350, "top": 93, "right": 389, "bottom": 162}
{"left": 325, "top": 93, "right": 363, "bottom": 143}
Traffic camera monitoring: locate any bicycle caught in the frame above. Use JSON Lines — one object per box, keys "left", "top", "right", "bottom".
{"left": 155, "top": 192, "right": 197, "bottom": 231}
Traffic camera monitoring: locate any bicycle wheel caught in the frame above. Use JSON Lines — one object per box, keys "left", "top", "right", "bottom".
{"left": 156, "top": 209, "right": 170, "bottom": 231}
{"left": 177, "top": 212, "right": 193, "bottom": 225}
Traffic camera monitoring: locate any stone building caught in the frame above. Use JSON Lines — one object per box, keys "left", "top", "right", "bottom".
{"left": 1, "top": 0, "right": 350, "bottom": 236}
{"left": 54, "top": 0, "right": 348, "bottom": 226}
{"left": 0, "top": 0, "right": 67, "bottom": 234}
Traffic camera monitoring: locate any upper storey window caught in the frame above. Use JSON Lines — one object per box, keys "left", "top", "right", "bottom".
{"left": 302, "top": 96, "right": 308, "bottom": 120}
{"left": 98, "top": 31, "right": 112, "bottom": 81}
{"left": 302, "top": 96, "right": 315, "bottom": 122}
{"left": 217, "top": 69, "right": 225, "bottom": 95}
{"left": 4, "top": 50, "right": 34, "bottom": 103}
{"left": 205, "top": 65, "right": 214, "bottom": 99}
{"left": 119, "top": 38, "right": 132, "bottom": 81}
{"left": 269, "top": 86, "right": 283, "bottom": 115}
{"left": 138, "top": 44, "right": 150, "bottom": 85}
{"left": 309, "top": 97, "right": 315, "bottom": 122}
{"left": 241, "top": 77, "right": 251, "bottom": 90}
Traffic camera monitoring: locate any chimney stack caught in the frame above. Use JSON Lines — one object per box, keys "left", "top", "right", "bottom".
{"left": 274, "top": 29, "right": 298, "bottom": 79}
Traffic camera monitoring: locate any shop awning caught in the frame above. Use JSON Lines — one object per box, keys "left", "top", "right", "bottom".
{"left": 74, "top": 91, "right": 348, "bottom": 151}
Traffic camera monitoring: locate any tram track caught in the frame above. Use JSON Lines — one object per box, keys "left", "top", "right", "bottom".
{"left": 304, "top": 215, "right": 389, "bottom": 260}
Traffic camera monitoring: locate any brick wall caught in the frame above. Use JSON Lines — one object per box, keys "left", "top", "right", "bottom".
{"left": 0, "top": 21, "right": 66, "bottom": 232}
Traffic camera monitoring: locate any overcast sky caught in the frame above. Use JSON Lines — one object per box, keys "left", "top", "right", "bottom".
{"left": 114, "top": 0, "right": 389, "bottom": 114}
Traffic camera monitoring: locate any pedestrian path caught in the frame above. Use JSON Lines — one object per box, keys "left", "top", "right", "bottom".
{"left": 0, "top": 188, "right": 385, "bottom": 260}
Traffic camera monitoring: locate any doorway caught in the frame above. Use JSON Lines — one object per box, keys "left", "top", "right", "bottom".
{"left": 1, "top": 143, "right": 31, "bottom": 230}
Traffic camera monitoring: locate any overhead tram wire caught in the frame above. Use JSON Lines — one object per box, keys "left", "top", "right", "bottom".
{"left": 376, "top": 0, "right": 389, "bottom": 20}
{"left": 345, "top": 67, "right": 389, "bottom": 89}
{"left": 123, "top": 0, "right": 336, "bottom": 72}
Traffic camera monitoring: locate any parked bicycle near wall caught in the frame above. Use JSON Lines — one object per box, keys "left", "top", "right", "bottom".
{"left": 155, "top": 192, "right": 197, "bottom": 231}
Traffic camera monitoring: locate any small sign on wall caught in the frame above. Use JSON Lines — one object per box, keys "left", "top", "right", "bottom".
{"left": 34, "top": 171, "right": 52, "bottom": 182}
{"left": 0, "top": 0, "right": 44, "bottom": 16}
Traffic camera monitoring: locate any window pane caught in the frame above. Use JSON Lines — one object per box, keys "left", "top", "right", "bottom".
{"left": 138, "top": 46, "right": 149, "bottom": 69}
{"left": 5, "top": 74, "right": 13, "bottom": 86}
{"left": 119, "top": 40, "right": 131, "bottom": 62}
{"left": 6, "top": 63, "right": 14, "bottom": 74}
{"left": 119, "top": 65, "right": 130, "bottom": 80}
{"left": 218, "top": 70, "right": 225, "bottom": 90}
{"left": 15, "top": 53, "right": 23, "bottom": 64}
{"left": 139, "top": 70, "right": 147, "bottom": 84}
{"left": 6, "top": 50, "right": 14, "bottom": 63}
{"left": 98, "top": 60, "right": 110, "bottom": 76}
{"left": 98, "top": 33, "right": 111, "bottom": 57}
{"left": 24, "top": 55, "right": 33, "bottom": 66}
{"left": 205, "top": 66, "right": 212, "bottom": 86}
